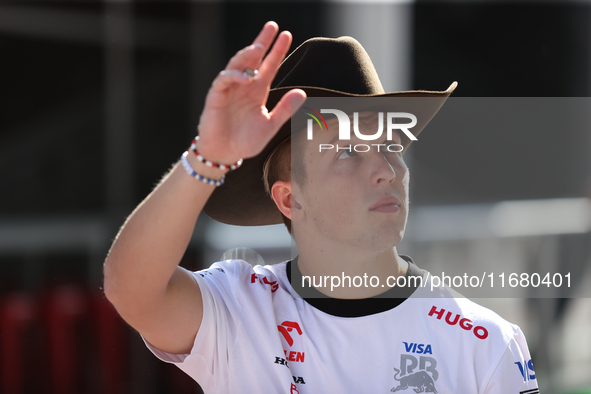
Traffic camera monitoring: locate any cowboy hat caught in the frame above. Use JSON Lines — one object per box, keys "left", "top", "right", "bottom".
{"left": 203, "top": 36, "right": 457, "bottom": 226}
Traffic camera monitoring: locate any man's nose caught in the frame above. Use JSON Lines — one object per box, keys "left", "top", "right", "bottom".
{"left": 370, "top": 152, "right": 397, "bottom": 186}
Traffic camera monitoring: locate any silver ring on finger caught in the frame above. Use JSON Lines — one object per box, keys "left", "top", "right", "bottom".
{"left": 243, "top": 67, "right": 258, "bottom": 77}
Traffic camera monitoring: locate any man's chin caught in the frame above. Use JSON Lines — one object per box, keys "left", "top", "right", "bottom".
{"left": 367, "top": 228, "right": 405, "bottom": 249}
{"left": 375, "top": 220, "right": 406, "bottom": 236}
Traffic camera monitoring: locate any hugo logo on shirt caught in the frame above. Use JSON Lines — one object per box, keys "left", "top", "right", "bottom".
{"left": 428, "top": 305, "right": 489, "bottom": 340}
{"left": 250, "top": 272, "right": 279, "bottom": 292}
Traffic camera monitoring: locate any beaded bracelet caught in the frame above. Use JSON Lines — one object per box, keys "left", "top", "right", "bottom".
{"left": 180, "top": 151, "right": 225, "bottom": 186}
{"left": 191, "top": 137, "right": 243, "bottom": 171}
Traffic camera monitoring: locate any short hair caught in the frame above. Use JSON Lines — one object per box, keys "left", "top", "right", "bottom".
{"left": 263, "top": 131, "right": 307, "bottom": 236}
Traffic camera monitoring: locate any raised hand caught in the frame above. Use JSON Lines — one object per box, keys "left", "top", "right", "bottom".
{"left": 196, "top": 22, "right": 307, "bottom": 165}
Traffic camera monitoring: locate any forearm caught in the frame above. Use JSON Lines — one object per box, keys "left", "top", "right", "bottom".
{"left": 103, "top": 152, "right": 227, "bottom": 308}
{"left": 102, "top": 22, "right": 303, "bottom": 353}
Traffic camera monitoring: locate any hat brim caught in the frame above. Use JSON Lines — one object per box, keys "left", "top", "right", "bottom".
{"left": 203, "top": 82, "right": 457, "bottom": 226}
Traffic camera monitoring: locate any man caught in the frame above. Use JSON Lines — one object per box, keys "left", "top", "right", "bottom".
{"left": 104, "top": 22, "right": 539, "bottom": 393}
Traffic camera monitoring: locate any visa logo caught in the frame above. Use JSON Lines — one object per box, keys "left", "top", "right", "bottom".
{"left": 515, "top": 359, "right": 536, "bottom": 381}
{"left": 403, "top": 342, "right": 433, "bottom": 355}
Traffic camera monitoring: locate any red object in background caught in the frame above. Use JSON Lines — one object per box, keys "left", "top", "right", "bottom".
{"left": 0, "top": 293, "right": 35, "bottom": 394}
{"left": 1, "top": 288, "right": 133, "bottom": 394}
{"left": 44, "top": 285, "right": 87, "bottom": 394}
{"left": 93, "top": 293, "right": 128, "bottom": 394}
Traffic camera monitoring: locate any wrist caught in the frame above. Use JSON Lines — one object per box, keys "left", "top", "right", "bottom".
{"left": 184, "top": 151, "right": 229, "bottom": 180}
{"left": 193, "top": 136, "right": 244, "bottom": 168}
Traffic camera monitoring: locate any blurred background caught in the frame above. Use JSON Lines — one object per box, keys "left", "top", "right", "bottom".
{"left": 1, "top": 0, "right": 590, "bottom": 393}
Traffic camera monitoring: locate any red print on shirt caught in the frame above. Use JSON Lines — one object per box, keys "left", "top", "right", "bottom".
{"left": 250, "top": 273, "right": 279, "bottom": 292}
{"left": 277, "top": 321, "right": 302, "bottom": 347}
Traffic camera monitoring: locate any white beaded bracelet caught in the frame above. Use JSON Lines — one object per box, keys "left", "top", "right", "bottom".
{"left": 180, "top": 151, "right": 225, "bottom": 186}
{"left": 191, "top": 136, "right": 243, "bottom": 171}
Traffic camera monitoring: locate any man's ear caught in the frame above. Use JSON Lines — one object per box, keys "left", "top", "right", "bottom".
{"left": 271, "top": 180, "right": 303, "bottom": 221}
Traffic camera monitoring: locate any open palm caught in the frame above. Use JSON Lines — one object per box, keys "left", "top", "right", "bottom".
{"left": 196, "top": 22, "right": 306, "bottom": 165}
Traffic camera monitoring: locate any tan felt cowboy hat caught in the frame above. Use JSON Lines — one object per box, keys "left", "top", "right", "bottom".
{"left": 203, "top": 36, "right": 457, "bottom": 226}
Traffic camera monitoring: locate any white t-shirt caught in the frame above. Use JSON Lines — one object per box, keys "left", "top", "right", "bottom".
{"left": 144, "top": 257, "right": 540, "bottom": 394}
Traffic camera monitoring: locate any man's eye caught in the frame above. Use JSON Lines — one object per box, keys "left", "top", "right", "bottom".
{"left": 337, "top": 147, "right": 356, "bottom": 160}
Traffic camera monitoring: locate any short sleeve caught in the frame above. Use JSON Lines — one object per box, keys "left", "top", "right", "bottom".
{"left": 142, "top": 263, "right": 245, "bottom": 392}
{"left": 483, "top": 325, "right": 539, "bottom": 393}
